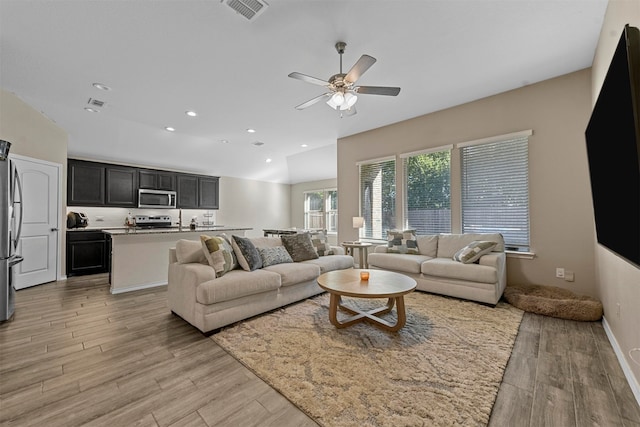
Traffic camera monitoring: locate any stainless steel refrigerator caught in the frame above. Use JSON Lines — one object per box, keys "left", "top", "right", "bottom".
{"left": 1, "top": 140, "right": 24, "bottom": 322}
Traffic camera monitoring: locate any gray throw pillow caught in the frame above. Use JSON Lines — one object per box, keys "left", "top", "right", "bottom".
{"left": 453, "top": 241, "right": 497, "bottom": 264}
{"left": 258, "top": 246, "right": 294, "bottom": 267}
{"left": 281, "top": 233, "right": 319, "bottom": 262}
{"left": 387, "top": 230, "right": 419, "bottom": 254}
{"left": 231, "top": 235, "right": 263, "bottom": 271}
{"left": 311, "top": 231, "right": 334, "bottom": 256}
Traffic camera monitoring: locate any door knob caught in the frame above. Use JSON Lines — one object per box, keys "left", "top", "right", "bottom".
{"left": 51, "top": 228, "right": 59, "bottom": 232}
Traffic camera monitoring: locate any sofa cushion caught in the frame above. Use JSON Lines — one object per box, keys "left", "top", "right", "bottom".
{"left": 262, "top": 262, "right": 320, "bottom": 287}
{"left": 311, "top": 231, "right": 334, "bottom": 256}
{"left": 200, "top": 234, "right": 236, "bottom": 277}
{"left": 232, "top": 235, "right": 263, "bottom": 271}
{"left": 437, "top": 233, "right": 504, "bottom": 258}
{"left": 281, "top": 233, "right": 319, "bottom": 262}
{"left": 175, "top": 239, "right": 208, "bottom": 265}
{"left": 302, "top": 255, "right": 354, "bottom": 273}
{"left": 453, "top": 240, "right": 498, "bottom": 264}
{"left": 196, "top": 269, "right": 281, "bottom": 304}
{"left": 368, "top": 253, "right": 433, "bottom": 274}
{"left": 258, "top": 246, "right": 293, "bottom": 267}
{"left": 421, "top": 258, "right": 498, "bottom": 283}
{"left": 417, "top": 235, "right": 438, "bottom": 257}
{"left": 387, "top": 230, "right": 419, "bottom": 254}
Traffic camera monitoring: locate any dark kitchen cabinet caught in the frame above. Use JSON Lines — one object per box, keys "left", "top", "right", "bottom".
{"left": 67, "top": 160, "right": 105, "bottom": 206}
{"left": 66, "top": 231, "right": 110, "bottom": 277}
{"left": 139, "top": 169, "right": 176, "bottom": 191}
{"left": 106, "top": 165, "right": 138, "bottom": 207}
{"left": 177, "top": 174, "right": 219, "bottom": 209}
{"left": 198, "top": 176, "right": 219, "bottom": 209}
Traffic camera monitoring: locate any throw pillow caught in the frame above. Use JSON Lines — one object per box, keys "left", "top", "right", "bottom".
{"left": 258, "top": 246, "right": 294, "bottom": 267}
{"left": 200, "top": 234, "right": 235, "bottom": 277}
{"left": 231, "top": 235, "right": 263, "bottom": 271}
{"left": 311, "top": 231, "right": 334, "bottom": 257}
{"left": 386, "top": 230, "right": 419, "bottom": 254}
{"left": 281, "top": 233, "right": 319, "bottom": 262}
{"left": 453, "top": 240, "right": 498, "bottom": 264}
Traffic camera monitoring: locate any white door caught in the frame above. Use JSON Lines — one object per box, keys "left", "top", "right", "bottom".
{"left": 11, "top": 156, "right": 60, "bottom": 289}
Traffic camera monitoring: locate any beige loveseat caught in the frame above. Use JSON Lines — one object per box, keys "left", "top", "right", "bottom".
{"left": 168, "top": 236, "right": 354, "bottom": 334}
{"left": 367, "top": 233, "right": 507, "bottom": 305}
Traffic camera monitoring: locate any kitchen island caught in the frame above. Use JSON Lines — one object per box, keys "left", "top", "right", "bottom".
{"left": 103, "top": 226, "right": 251, "bottom": 294}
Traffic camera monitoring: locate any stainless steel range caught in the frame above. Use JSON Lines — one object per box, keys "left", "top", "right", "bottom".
{"left": 134, "top": 215, "right": 172, "bottom": 228}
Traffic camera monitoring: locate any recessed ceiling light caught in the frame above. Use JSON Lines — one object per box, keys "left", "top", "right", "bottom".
{"left": 165, "top": 127, "right": 176, "bottom": 132}
{"left": 301, "top": 144, "right": 308, "bottom": 147}
{"left": 185, "top": 111, "right": 197, "bottom": 117}
{"left": 84, "top": 107, "right": 99, "bottom": 113}
{"left": 247, "top": 128, "right": 256, "bottom": 133}
{"left": 92, "top": 83, "right": 111, "bottom": 91}
{"left": 265, "top": 158, "right": 272, "bottom": 163}
{"left": 220, "top": 139, "right": 229, "bottom": 144}
{"left": 252, "top": 141, "right": 264, "bottom": 146}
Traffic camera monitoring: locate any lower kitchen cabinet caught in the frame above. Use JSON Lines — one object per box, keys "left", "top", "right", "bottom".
{"left": 66, "top": 231, "right": 110, "bottom": 277}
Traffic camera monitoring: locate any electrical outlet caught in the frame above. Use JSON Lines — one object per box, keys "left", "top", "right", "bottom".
{"left": 556, "top": 268, "right": 565, "bottom": 278}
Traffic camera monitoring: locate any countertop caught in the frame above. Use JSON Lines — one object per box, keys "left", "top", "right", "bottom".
{"left": 68, "top": 226, "right": 251, "bottom": 235}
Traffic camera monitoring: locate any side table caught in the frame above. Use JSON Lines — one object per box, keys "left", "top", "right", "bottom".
{"left": 341, "top": 242, "right": 373, "bottom": 268}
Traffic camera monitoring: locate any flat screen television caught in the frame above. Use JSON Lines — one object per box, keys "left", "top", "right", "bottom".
{"left": 585, "top": 24, "right": 640, "bottom": 268}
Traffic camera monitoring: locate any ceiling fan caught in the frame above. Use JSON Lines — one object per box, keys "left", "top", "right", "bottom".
{"left": 288, "top": 41, "right": 401, "bottom": 116}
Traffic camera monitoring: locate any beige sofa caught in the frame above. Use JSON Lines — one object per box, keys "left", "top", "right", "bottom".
{"left": 367, "top": 233, "right": 507, "bottom": 305}
{"left": 168, "top": 236, "right": 354, "bottom": 334}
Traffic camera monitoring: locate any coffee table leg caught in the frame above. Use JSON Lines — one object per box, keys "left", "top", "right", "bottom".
{"left": 327, "top": 294, "right": 408, "bottom": 332}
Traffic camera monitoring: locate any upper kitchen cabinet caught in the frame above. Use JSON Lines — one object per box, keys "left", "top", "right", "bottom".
{"left": 68, "top": 160, "right": 106, "bottom": 206}
{"left": 106, "top": 165, "right": 138, "bottom": 207}
{"left": 139, "top": 169, "right": 176, "bottom": 191}
{"left": 198, "top": 176, "right": 219, "bottom": 209}
{"left": 177, "top": 174, "right": 219, "bottom": 209}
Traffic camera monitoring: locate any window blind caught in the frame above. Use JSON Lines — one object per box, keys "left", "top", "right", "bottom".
{"left": 359, "top": 158, "right": 396, "bottom": 239}
{"left": 461, "top": 135, "right": 530, "bottom": 249}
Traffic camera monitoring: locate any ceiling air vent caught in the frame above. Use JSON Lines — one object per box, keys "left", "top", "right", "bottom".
{"left": 87, "top": 98, "right": 105, "bottom": 108}
{"left": 224, "top": 0, "right": 269, "bottom": 21}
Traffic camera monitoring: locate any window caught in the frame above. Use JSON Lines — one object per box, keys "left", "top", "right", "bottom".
{"left": 304, "top": 189, "right": 337, "bottom": 232}
{"left": 358, "top": 157, "right": 396, "bottom": 240}
{"left": 460, "top": 131, "right": 531, "bottom": 250}
{"left": 402, "top": 147, "right": 452, "bottom": 235}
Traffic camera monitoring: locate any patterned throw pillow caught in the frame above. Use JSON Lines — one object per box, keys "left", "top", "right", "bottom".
{"left": 311, "top": 231, "right": 334, "bottom": 257}
{"left": 200, "top": 234, "right": 236, "bottom": 277}
{"left": 231, "top": 235, "right": 263, "bottom": 271}
{"left": 453, "top": 241, "right": 497, "bottom": 264}
{"left": 387, "top": 230, "right": 419, "bottom": 254}
{"left": 281, "top": 233, "right": 319, "bottom": 262}
{"left": 258, "top": 246, "right": 294, "bottom": 267}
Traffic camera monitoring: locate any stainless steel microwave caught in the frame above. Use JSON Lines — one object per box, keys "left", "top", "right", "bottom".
{"left": 138, "top": 189, "right": 177, "bottom": 209}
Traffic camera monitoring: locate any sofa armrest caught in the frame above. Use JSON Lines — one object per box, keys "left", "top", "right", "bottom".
{"left": 331, "top": 245, "right": 345, "bottom": 255}
{"left": 168, "top": 261, "right": 216, "bottom": 327}
{"left": 374, "top": 245, "right": 388, "bottom": 253}
{"left": 479, "top": 252, "right": 507, "bottom": 297}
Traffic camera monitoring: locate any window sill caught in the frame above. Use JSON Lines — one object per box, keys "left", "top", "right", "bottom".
{"left": 506, "top": 250, "right": 535, "bottom": 260}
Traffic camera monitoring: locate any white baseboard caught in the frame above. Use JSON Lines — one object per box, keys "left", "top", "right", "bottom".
{"left": 602, "top": 316, "right": 640, "bottom": 406}
{"left": 110, "top": 281, "right": 167, "bottom": 294}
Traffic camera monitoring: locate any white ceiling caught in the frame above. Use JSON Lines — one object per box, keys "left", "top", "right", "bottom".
{"left": 0, "top": 0, "right": 608, "bottom": 184}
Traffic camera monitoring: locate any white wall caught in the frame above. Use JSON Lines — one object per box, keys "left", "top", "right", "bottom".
{"left": 591, "top": 0, "right": 640, "bottom": 393}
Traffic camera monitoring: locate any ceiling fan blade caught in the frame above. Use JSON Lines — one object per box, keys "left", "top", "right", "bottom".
{"left": 295, "top": 93, "right": 331, "bottom": 110}
{"left": 355, "top": 86, "right": 401, "bottom": 96}
{"left": 288, "top": 72, "right": 329, "bottom": 87}
{"left": 345, "top": 55, "right": 376, "bottom": 84}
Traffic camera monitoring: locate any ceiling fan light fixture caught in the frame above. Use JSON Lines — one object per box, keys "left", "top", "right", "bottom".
{"left": 340, "top": 92, "right": 358, "bottom": 110}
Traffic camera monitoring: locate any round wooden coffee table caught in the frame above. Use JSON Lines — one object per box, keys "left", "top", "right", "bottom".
{"left": 317, "top": 269, "right": 417, "bottom": 332}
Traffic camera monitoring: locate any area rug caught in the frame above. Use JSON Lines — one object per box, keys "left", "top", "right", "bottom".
{"left": 211, "top": 292, "right": 524, "bottom": 427}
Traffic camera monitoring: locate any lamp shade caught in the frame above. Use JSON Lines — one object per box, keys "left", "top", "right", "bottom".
{"left": 352, "top": 216, "right": 365, "bottom": 228}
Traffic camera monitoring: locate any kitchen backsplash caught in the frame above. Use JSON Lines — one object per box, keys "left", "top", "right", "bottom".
{"left": 67, "top": 207, "right": 217, "bottom": 229}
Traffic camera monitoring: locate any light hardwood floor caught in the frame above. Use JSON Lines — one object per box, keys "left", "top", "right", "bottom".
{"left": 1, "top": 275, "right": 639, "bottom": 427}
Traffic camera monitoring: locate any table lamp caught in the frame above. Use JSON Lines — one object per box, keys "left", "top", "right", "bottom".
{"left": 352, "top": 216, "right": 364, "bottom": 242}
